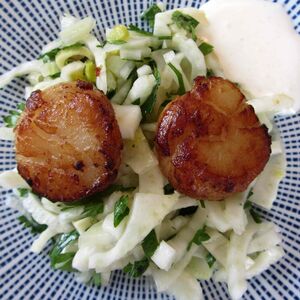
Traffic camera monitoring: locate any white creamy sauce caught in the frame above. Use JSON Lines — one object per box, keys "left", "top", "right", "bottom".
{"left": 199, "top": 0, "right": 300, "bottom": 113}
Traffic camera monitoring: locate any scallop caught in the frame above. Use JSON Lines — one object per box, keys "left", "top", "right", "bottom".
{"left": 155, "top": 76, "right": 271, "bottom": 201}
{"left": 15, "top": 80, "right": 123, "bottom": 202}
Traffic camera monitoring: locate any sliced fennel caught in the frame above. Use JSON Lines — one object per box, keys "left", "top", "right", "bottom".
{"left": 88, "top": 192, "right": 178, "bottom": 271}
{"left": 138, "top": 165, "right": 164, "bottom": 195}
{"left": 167, "top": 271, "right": 204, "bottom": 300}
{"left": 84, "top": 34, "right": 107, "bottom": 93}
{"left": 124, "top": 74, "right": 156, "bottom": 105}
{"left": 112, "top": 104, "right": 142, "bottom": 140}
{"left": 0, "top": 169, "right": 30, "bottom": 189}
{"left": 186, "top": 256, "right": 212, "bottom": 280}
{"left": 151, "top": 241, "right": 176, "bottom": 271}
{"left": 0, "top": 127, "right": 15, "bottom": 141}
{"left": 123, "top": 128, "right": 158, "bottom": 174}
{"left": 0, "top": 60, "right": 44, "bottom": 89}
{"left": 250, "top": 153, "right": 286, "bottom": 209}
{"left": 59, "top": 16, "right": 95, "bottom": 45}
{"left": 60, "top": 61, "right": 85, "bottom": 81}
{"left": 172, "top": 33, "right": 206, "bottom": 79}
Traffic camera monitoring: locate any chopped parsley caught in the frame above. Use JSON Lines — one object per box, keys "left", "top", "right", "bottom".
{"left": 187, "top": 226, "right": 210, "bottom": 250}
{"left": 123, "top": 257, "right": 149, "bottom": 277}
{"left": 114, "top": 194, "right": 130, "bottom": 227}
{"left": 142, "top": 229, "right": 159, "bottom": 258}
{"left": 163, "top": 183, "right": 175, "bottom": 195}
{"left": 206, "top": 252, "right": 216, "bottom": 268}
{"left": 18, "top": 215, "right": 47, "bottom": 234}
{"left": 199, "top": 42, "right": 214, "bottom": 56}
{"left": 49, "top": 230, "right": 79, "bottom": 272}
{"left": 171, "top": 11, "right": 199, "bottom": 40}
{"left": 3, "top": 103, "right": 25, "bottom": 128}
{"left": 141, "top": 4, "right": 162, "bottom": 29}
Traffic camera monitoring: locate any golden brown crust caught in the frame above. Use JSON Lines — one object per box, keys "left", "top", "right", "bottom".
{"left": 155, "top": 76, "right": 271, "bottom": 201}
{"left": 15, "top": 81, "right": 123, "bottom": 202}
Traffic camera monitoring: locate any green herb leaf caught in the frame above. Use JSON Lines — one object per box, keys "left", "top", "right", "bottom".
{"left": 142, "top": 230, "right": 159, "bottom": 258}
{"left": 97, "top": 41, "right": 107, "bottom": 48}
{"left": 18, "top": 215, "right": 47, "bottom": 234}
{"left": 39, "top": 48, "right": 60, "bottom": 63}
{"left": 62, "top": 185, "right": 134, "bottom": 217}
{"left": 206, "top": 69, "right": 215, "bottom": 77}
{"left": 206, "top": 252, "right": 216, "bottom": 268}
{"left": 49, "top": 72, "right": 61, "bottom": 79}
{"left": 17, "top": 188, "right": 29, "bottom": 197}
{"left": 244, "top": 188, "right": 254, "bottom": 209}
{"left": 168, "top": 63, "right": 185, "bottom": 95}
{"left": 107, "top": 89, "right": 116, "bottom": 99}
{"left": 17, "top": 103, "right": 26, "bottom": 111}
{"left": 82, "top": 200, "right": 104, "bottom": 218}
{"left": 250, "top": 209, "right": 262, "bottom": 224}
{"left": 140, "top": 62, "right": 160, "bottom": 118}
{"left": 158, "top": 36, "right": 172, "bottom": 40}
{"left": 49, "top": 230, "right": 79, "bottom": 271}
{"left": 3, "top": 103, "right": 25, "bottom": 128}
{"left": 123, "top": 257, "right": 149, "bottom": 277}
{"left": 128, "top": 24, "right": 153, "bottom": 36}
{"left": 141, "top": 4, "right": 162, "bottom": 29}
{"left": 89, "top": 272, "right": 101, "bottom": 286}
{"left": 160, "top": 99, "right": 171, "bottom": 108}
{"left": 247, "top": 188, "right": 254, "bottom": 200}
{"left": 187, "top": 226, "right": 210, "bottom": 250}
{"left": 132, "top": 98, "right": 141, "bottom": 105}
{"left": 199, "top": 42, "right": 214, "bottom": 56}
{"left": 171, "top": 11, "right": 199, "bottom": 40}
{"left": 114, "top": 195, "right": 130, "bottom": 227}
{"left": 179, "top": 206, "right": 198, "bottom": 216}
{"left": 243, "top": 200, "right": 252, "bottom": 209}
{"left": 163, "top": 183, "right": 174, "bottom": 195}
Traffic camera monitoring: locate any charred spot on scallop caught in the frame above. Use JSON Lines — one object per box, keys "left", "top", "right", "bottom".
{"left": 155, "top": 76, "right": 271, "bottom": 201}
{"left": 14, "top": 81, "right": 123, "bottom": 202}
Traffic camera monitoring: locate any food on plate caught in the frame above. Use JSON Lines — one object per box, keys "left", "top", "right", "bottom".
{"left": 14, "top": 81, "right": 122, "bottom": 202}
{"left": 155, "top": 76, "right": 271, "bottom": 200}
{"left": 0, "top": 0, "right": 298, "bottom": 300}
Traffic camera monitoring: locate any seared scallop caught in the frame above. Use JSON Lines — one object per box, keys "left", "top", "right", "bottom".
{"left": 155, "top": 76, "right": 271, "bottom": 201}
{"left": 15, "top": 80, "right": 123, "bottom": 202}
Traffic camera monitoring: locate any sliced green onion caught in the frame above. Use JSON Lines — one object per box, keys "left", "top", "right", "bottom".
{"left": 55, "top": 46, "right": 93, "bottom": 69}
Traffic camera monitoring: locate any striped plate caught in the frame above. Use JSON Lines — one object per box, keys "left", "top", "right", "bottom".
{"left": 0, "top": 1, "right": 299, "bottom": 299}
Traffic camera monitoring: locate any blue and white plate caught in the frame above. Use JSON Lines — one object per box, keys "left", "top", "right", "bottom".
{"left": 0, "top": 0, "right": 299, "bottom": 299}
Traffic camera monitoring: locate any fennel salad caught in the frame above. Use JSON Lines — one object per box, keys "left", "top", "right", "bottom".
{"left": 0, "top": 3, "right": 288, "bottom": 300}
